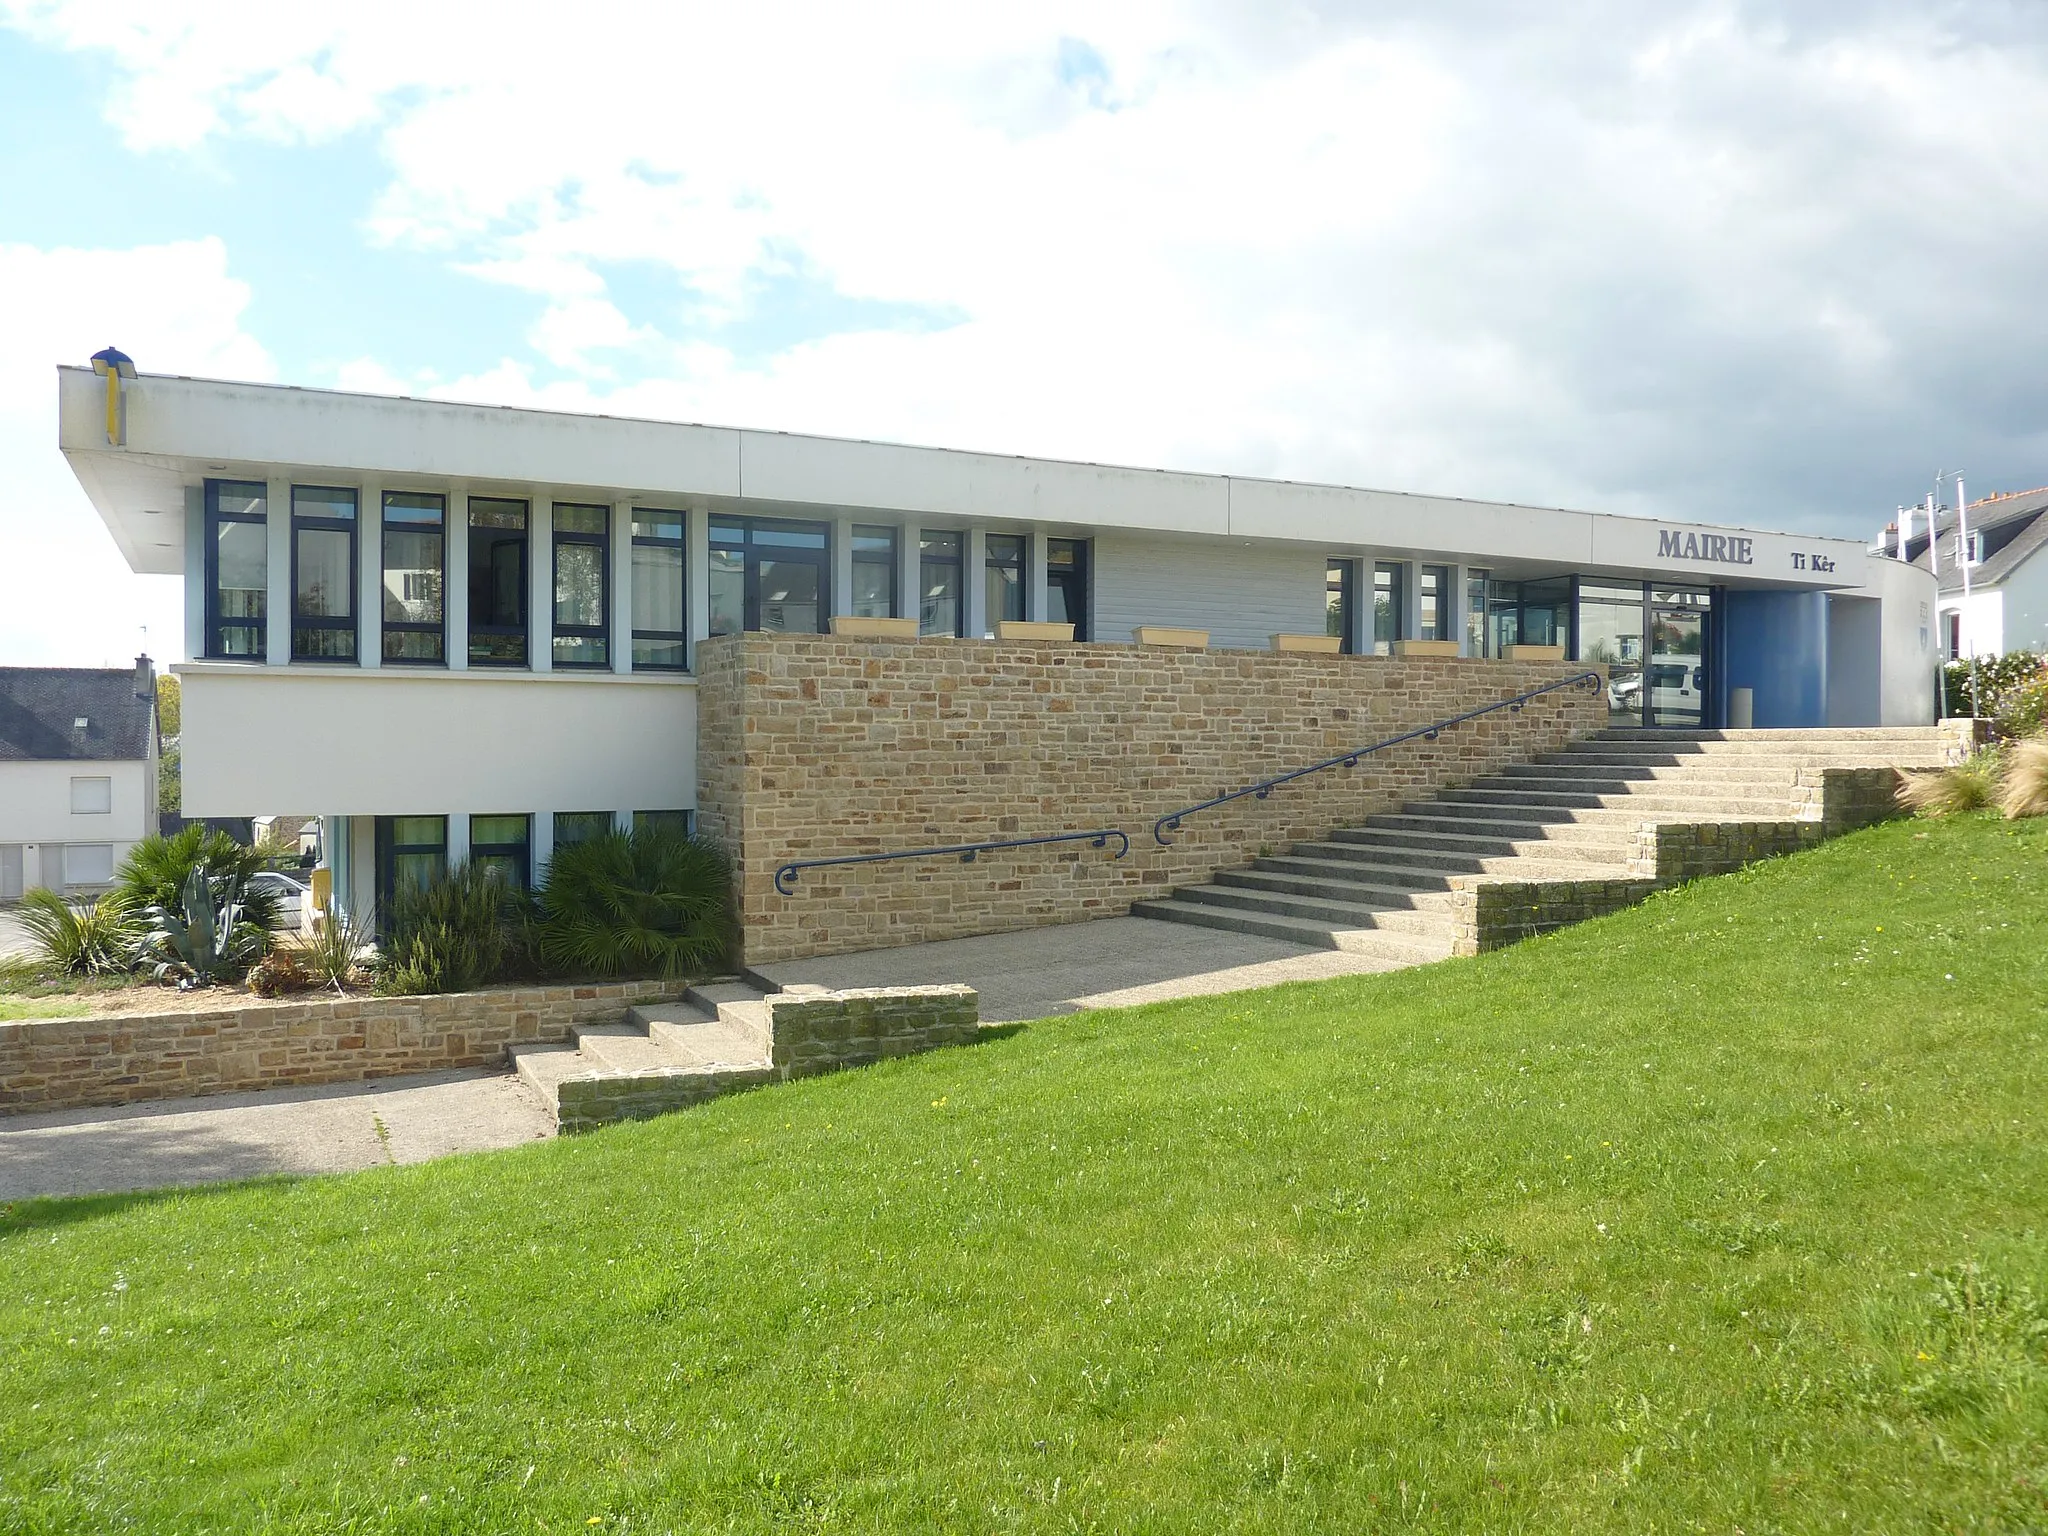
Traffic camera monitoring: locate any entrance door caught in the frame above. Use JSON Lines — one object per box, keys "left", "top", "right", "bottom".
{"left": 0, "top": 844, "right": 21, "bottom": 902}
{"left": 1647, "top": 606, "right": 1707, "bottom": 727}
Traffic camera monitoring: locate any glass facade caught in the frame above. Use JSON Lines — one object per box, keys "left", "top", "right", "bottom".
{"left": 634, "top": 810, "right": 693, "bottom": 838}
{"left": 1372, "top": 562, "right": 1405, "bottom": 654}
{"left": 375, "top": 814, "right": 447, "bottom": 921}
{"left": 469, "top": 814, "right": 531, "bottom": 890}
{"left": 552, "top": 503, "right": 609, "bottom": 668}
{"left": 206, "top": 480, "right": 268, "bottom": 659}
{"left": 984, "top": 534, "right": 1025, "bottom": 635}
{"left": 554, "top": 811, "right": 616, "bottom": 849}
{"left": 631, "top": 510, "right": 687, "bottom": 669}
{"left": 920, "top": 531, "right": 963, "bottom": 637}
{"left": 382, "top": 491, "right": 445, "bottom": 664}
{"left": 1418, "top": 565, "right": 1453, "bottom": 643}
{"left": 851, "top": 525, "right": 897, "bottom": 619}
{"left": 291, "top": 486, "right": 357, "bottom": 661}
{"left": 1326, "top": 559, "right": 1355, "bottom": 652}
{"left": 468, "top": 498, "right": 529, "bottom": 666}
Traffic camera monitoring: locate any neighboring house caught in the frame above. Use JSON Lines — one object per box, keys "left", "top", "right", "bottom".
{"left": 56, "top": 363, "right": 1936, "bottom": 925}
{"left": 1882, "top": 487, "right": 2048, "bottom": 661}
{"left": 0, "top": 659, "right": 159, "bottom": 900}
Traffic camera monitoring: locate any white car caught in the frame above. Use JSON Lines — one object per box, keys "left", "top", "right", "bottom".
{"left": 247, "top": 870, "right": 310, "bottom": 930}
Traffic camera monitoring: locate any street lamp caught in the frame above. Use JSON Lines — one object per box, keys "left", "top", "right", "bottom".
{"left": 89, "top": 345, "right": 136, "bottom": 446}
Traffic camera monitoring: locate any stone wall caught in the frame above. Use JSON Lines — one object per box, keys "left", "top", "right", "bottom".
{"left": 695, "top": 634, "right": 1608, "bottom": 963}
{"left": 1789, "top": 765, "right": 1904, "bottom": 831}
{"left": 553, "top": 984, "right": 981, "bottom": 1133}
{"left": 1, "top": 980, "right": 690, "bottom": 1115}
{"left": 1447, "top": 876, "right": 1658, "bottom": 955}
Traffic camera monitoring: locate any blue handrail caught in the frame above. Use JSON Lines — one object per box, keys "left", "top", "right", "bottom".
{"left": 774, "top": 828, "right": 1131, "bottom": 896}
{"left": 1152, "top": 671, "right": 1603, "bottom": 845}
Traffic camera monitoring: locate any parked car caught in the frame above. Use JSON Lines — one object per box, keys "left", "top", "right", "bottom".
{"left": 247, "top": 870, "right": 310, "bottom": 930}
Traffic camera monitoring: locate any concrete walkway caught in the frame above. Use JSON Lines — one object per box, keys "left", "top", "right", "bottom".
{"left": 752, "top": 914, "right": 1402, "bottom": 1023}
{"left": 0, "top": 1069, "right": 553, "bottom": 1202}
{"left": 0, "top": 906, "right": 35, "bottom": 961}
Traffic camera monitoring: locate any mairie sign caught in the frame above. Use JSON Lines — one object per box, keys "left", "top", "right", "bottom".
{"left": 1657, "top": 527, "right": 1754, "bottom": 566}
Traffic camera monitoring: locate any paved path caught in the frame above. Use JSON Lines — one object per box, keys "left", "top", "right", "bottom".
{"left": 752, "top": 915, "right": 1401, "bottom": 1023}
{"left": 0, "top": 906, "right": 34, "bottom": 961}
{"left": 0, "top": 1070, "right": 553, "bottom": 1203}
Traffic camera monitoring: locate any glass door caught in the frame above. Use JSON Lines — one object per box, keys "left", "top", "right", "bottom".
{"left": 1647, "top": 606, "right": 1706, "bottom": 727}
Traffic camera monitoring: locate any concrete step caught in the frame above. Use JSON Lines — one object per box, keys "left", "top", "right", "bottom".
{"left": 1222, "top": 865, "right": 1463, "bottom": 910}
{"left": 684, "top": 980, "right": 773, "bottom": 1048}
{"left": 1358, "top": 813, "right": 1637, "bottom": 850}
{"left": 1589, "top": 727, "right": 1954, "bottom": 743}
{"left": 1287, "top": 838, "right": 1633, "bottom": 880}
{"left": 1175, "top": 882, "right": 1459, "bottom": 935}
{"left": 1130, "top": 897, "right": 1453, "bottom": 964}
{"left": 1514, "top": 759, "right": 1802, "bottom": 783}
{"left": 1325, "top": 825, "right": 1634, "bottom": 863}
{"left": 1436, "top": 787, "right": 1794, "bottom": 816}
{"left": 509, "top": 1042, "right": 593, "bottom": 1098}
{"left": 570, "top": 1023, "right": 694, "bottom": 1074}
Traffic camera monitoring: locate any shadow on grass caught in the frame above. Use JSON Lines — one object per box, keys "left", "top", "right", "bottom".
{"left": 0, "top": 1175, "right": 302, "bottom": 1238}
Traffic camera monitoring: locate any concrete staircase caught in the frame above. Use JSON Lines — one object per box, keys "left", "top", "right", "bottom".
{"left": 509, "top": 979, "right": 780, "bottom": 1127}
{"left": 1132, "top": 727, "right": 1957, "bottom": 964}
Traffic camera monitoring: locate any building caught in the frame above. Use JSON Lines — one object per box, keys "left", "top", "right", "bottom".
{"left": 56, "top": 363, "right": 1936, "bottom": 929}
{"left": 0, "top": 660, "right": 159, "bottom": 900}
{"left": 1882, "top": 487, "right": 2048, "bottom": 661}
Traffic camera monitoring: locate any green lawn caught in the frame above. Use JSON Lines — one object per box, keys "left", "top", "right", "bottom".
{"left": 0, "top": 996, "right": 89, "bottom": 1021}
{"left": 2, "top": 816, "right": 2045, "bottom": 1532}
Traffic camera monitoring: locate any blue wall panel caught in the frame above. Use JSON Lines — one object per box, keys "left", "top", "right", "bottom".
{"left": 1723, "top": 590, "right": 1828, "bottom": 727}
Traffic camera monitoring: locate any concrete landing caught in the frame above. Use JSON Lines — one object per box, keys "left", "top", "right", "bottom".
{"left": 749, "top": 915, "right": 1403, "bottom": 1024}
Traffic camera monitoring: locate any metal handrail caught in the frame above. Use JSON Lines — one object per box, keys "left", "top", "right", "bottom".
{"left": 774, "top": 828, "right": 1131, "bottom": 895}
{"left": 1152, "top": 670, "right": 1603, "bottom": 845}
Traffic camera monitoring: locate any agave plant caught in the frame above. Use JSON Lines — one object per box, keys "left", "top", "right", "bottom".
{"left": 15, "top": 888, "right": 141, "bottom": 976}
{"left": 141, "top": 867, "right": 271, "bottom": 987}
{"left": 535, "top": 826, "right": 734, "bottom": 980}
{"left": 118, "top": 826, "right": 283, "bottom": 932}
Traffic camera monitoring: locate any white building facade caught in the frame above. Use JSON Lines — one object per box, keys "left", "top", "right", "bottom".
{"left": 58, "top": 365, "right": 1937, "bottom": 920}
{"left": 0, "top": 663, "right": 159, "bottom": 899}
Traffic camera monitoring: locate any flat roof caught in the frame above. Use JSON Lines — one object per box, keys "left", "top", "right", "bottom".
{"left": 59, "top": 365, "right": 1871, "bottom": 592}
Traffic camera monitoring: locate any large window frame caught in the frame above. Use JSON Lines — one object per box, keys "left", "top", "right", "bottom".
{"left": 381, "top": 491, "right": 446, "bottom": 665}
{"left": 1371, "top": 561, "right": 1406, "bottom": 655}
{"left": 374, "top": 814, "right": 448, "bottom": 928}
{"left": 708, "top": 516, "right": 830, "bottom": 636}
{"left": 291, "top": 486, "right": 359, "bottom": 663}
{"left": 204, "top": 479, "right": 269, "bottom": 660}
{"left": 553, "top": 811, "right": 616, "bottom": 850}
{"left": 984, "top": 534, "right": 1026, "bottom": 636}
{"left": 1046, "top": 537, "right": 1090, "bottom": 641}
{"left": 1418, "top": 564, "right": 1453, "bottom": 644}
{"left": 1326, "top": 559, "right": 1356, "bottom": 653}
{"left": 851, "top": 525, "right": 898, "bottom": 619}
{"left": 919, "top": 532, "right": 964, "bottom": 637}
{"left": 469, "top": 813, "right": 532, "bottom": 891}
{"left": 468, "top": 497, "right": 530, "bottom": 667}
{"left": 630, "top": 509, "right": 688, "bottom": 669}
{"left": 551, "top": 503, "right": 610, "bottom": 669}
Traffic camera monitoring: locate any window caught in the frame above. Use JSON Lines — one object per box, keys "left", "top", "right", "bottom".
{"left": 1419, "top": 565, "right": 1453, "bottom": 642}
{"left": 205, "top": 479, "right": 268, "bottom": 659}
{"left": 552, "top": 504, "right": 610, "bottom": 667}
{"left": 633, "top": 810, "right": 693, "bottom": 837}
{"left": 1046, "top": 538, "right": 1090, "bottom": 640}
{"left": 1372, "top": 562, "right": 1406, "bottom": 655}
{"left": 70, "top": 776, "right": 113, "bottom": 814}
{"left": 919, "top": 532, "right": 964, "bottom": 637}
{"left": 64, "top": 844, "right": 114, "bottom": 886}
{"left": 554, "top": 811, "right": 616, "bottom": 849}
{"left": 291, "top": 486, "right": 358, "bottom": 661}
{"left": 382, "top": 492, "right": 445, "bottom": 664}
{"left": 984, "top": 534, "right": 1025, "bottom": 636}
{"left": 1466, "top": 568, "right": 1491, "bottom": 657}
{"left": 852, "top": 526, "right": 898, "bottom": 619}
{"left": 1326, "top": 560, "right": 1355, "bottom": 652}
{"left": 468, "top": 498, "right": 529, "bottom": 666}
{"left": 375, "top": 815, "right": 447, "bottom": 920}
{"left": 470, "top": 814, "right": 531, "bottom": 890}
{"left": 631, "top": 510, "right": 688, "bottom": 669}
{"left": 708, "top": 516, "right": 828, "bottom": 635}
{"left": 1966, "top": 531, "right": 1986, "bottom": 565}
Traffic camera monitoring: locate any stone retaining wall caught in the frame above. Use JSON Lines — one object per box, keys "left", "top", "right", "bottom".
{"left": 1, "top": 980, "right": 690, "bottom": 1116}
{"left": 697, "top": 634, "right": 1608, "bottom": 963}
{"left": 553, "top": 984, "right": 981, "bottom": 1133}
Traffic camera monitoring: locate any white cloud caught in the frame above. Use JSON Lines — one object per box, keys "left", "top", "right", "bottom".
{"left": 0, "top": 238, "right": 273, "bottom": 665}
{"left": 7, "top": 0, "right": 2048, "bottom": 540}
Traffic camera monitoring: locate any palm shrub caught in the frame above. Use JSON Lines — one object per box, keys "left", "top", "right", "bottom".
{"left": 375, "top": 862, "right": 520, "bottom": 996}
{"left": 1997, "top": 736, "right": 2048, "bottom": 820}
{"left": 119, "top": 826, "right": 281, "bottom": 932}
{"left": 140, "top": 867, "right": 271, "bottom": 987}
{"left": 535, "top": 827, "right": 734, "bottom": 980}
{"left": 16, "top": 888, "right": 141, "bottom": 976}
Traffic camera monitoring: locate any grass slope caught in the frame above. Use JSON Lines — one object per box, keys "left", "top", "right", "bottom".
{"left": 2, "top": 816, "right": 2045, "bottom": 1533}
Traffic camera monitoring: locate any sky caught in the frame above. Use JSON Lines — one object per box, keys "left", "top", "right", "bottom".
{"left": 2, "top": 0, "right": 2045, "bottom": 666}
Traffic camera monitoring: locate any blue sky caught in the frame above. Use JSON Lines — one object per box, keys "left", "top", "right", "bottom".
{"left": 3, "top": 2, "right": 2046, "bottom": 665}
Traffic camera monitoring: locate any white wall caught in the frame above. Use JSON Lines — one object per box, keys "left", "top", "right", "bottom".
{"left": 1936, "top": 588, "right": 2005, "bottom": 660}
{"left": 1858, "top": 557, "right": 1939, "bottom": 725}
{"left": 1091, "top": 533, "right": 1326, "bottom": 650}
{"left": 1825, "top": 596, "right": 1882, "bottom": 726}
{"left": 1999, "top": 555, "right": 2048, "bottom": 653}
{"left": 0, "top": 758, "right": 153, "bottom": 889}
{"left": 178, "top": 667, "right": 697, "bottom": 818}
